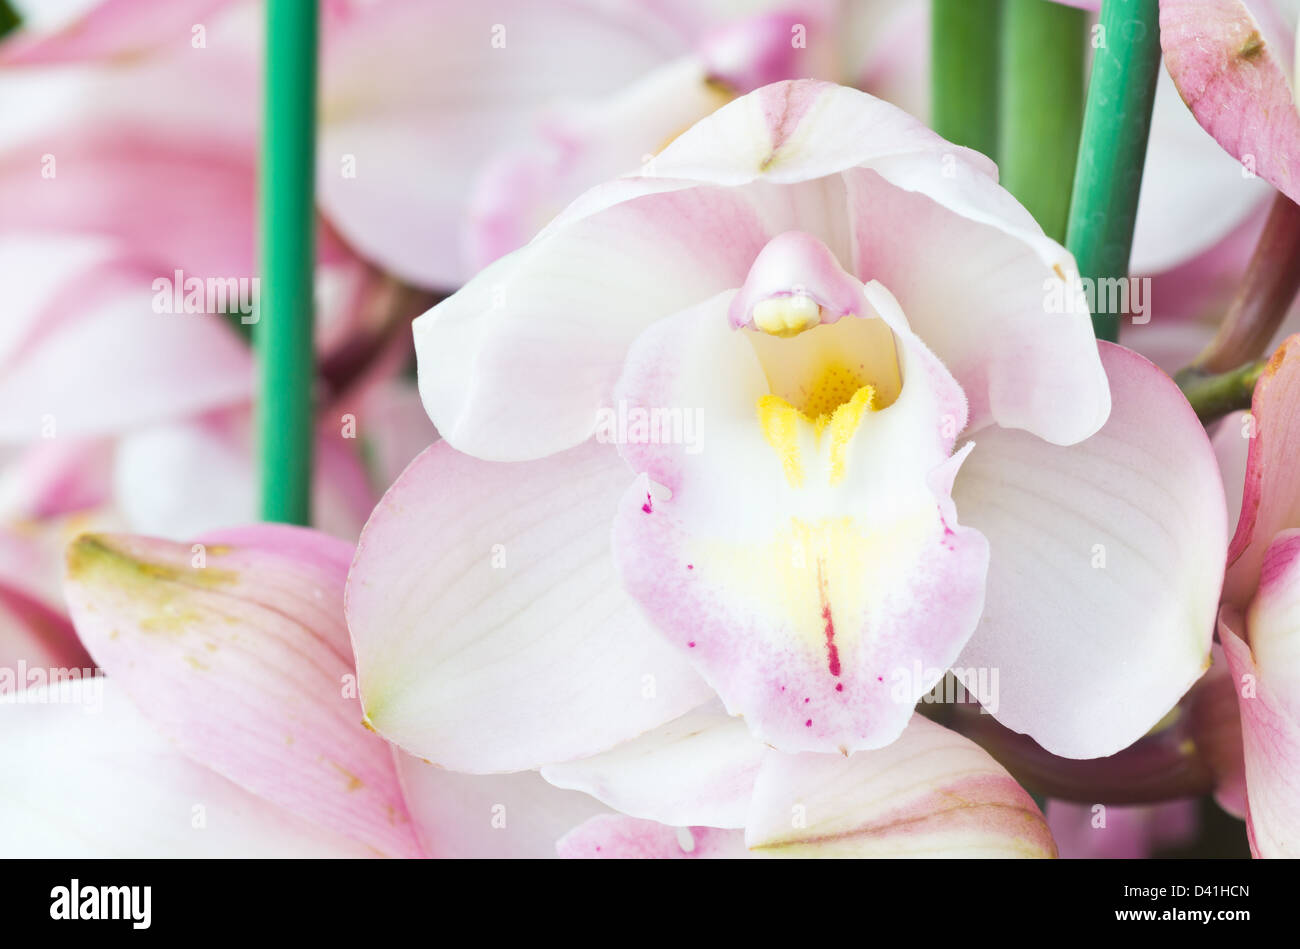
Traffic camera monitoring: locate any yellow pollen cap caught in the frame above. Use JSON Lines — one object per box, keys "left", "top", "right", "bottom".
{"left": 752, "top": 295, "right": 822, "bottom": 337}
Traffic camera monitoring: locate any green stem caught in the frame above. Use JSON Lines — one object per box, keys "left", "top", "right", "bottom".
{"left": 1065, "top": 0, "right": 1162, "bottom": 343}
{"left": 999, "top": 0, "right": 1087, "bottom": 242}
{"left": 257, "top": 0, "right": 319, "bottom": 525}
{"left": 1176, "top": 360, "right": 1266, "bottom": 425}
{"left": 931, "top": 0, "right": 1003, "bottom": 158}
{"left": 0, "top": 0, "right": 20, "bottom": 38}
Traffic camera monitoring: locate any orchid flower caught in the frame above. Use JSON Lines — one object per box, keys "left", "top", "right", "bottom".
{"left": 342, "top": 80, "right": 1227, "bottom": 856}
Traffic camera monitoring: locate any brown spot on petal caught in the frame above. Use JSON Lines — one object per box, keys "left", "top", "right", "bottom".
{"left": 1237, "top": 30, "right": 1264, "bottom": 60}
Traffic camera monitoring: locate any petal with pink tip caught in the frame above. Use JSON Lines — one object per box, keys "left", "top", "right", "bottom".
{"left": 1160, "top": 0, "right": 1300, "bottom": 204}
{"left": 541, "top": 703, "right": 765, "bottom": 829}
{"left": 953, "top": 343, "right": 1228, "bottom": 758}
{"left": 346, "top": 440, "right": 712, "bottom": 773}
{"left": 557, "top": 816, "right": 748, "bottom": 859}
{"left": 612, "top": 279, "right": 988, "bottom": 755}
{"left": 745, "top": 715, "right": 1056, "bottom": 858}
{"left": 398, "top": 754, "right": 607, "bottom": 859}
{"left": 0, "top": 681, "right": 377, "bottom": 858}
{"left": 61, "top": 525, "right": 423, "bottom": 858}
{"left": 1222, "top": 529, "right": 1300, "bottom": 857}
{"left": 647, "top": 79, "right": 997, "bottom": 185}
{"left": 1224, "top": 335, "right": 1300, "bottom": 605}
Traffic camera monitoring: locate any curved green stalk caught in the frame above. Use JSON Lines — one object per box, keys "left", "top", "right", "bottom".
{"left": 1176, "top": 360, "right": 1266, "bottom": 425}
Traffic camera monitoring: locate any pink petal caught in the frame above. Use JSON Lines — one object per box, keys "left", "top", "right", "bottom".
{"left": 62, "top": 525, "right": 423, "bottom": 858}
{"left": 1160, "top": 0, "right": 1300, "bottom": 204}
{"left": 744, "top": 715, "right": 1057, "bottom": 857}
{"left": 1222, "top": 528, "right": 1300, "bottom": 857}
{"left": 345, "top": 440, "right": 711, "bottom": 773}
{"left": 953, "top": 343, "right": 1229, "bottom": 758}
{"left": 1225, "top": 334, "right": 1300, "bottom": 605}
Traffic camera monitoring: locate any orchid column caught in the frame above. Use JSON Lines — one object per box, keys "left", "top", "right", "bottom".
{"left": 257, "top": 0, "right": 319, "bottom": 524}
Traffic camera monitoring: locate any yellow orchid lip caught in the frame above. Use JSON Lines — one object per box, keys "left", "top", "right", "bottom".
{"left": 758, "top": 383, "right": 877, "bottom": 488}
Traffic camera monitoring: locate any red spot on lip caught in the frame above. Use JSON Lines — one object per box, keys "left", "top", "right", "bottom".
{"left": 816, "top": 562, "right": 842, "bottom": 678}
{"left": 641, "top": 493, "right": 653, "bottom": 514}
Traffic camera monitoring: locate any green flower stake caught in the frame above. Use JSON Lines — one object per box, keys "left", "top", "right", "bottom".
{"left": 1066, "top": 0, "right": 1162, "bottom": 343}
{"left": 257, "top": 0, "right": 319, "bottom": 525}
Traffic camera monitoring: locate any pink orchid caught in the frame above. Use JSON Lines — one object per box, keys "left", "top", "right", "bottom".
{"left": 342, "top": 80, "right": 1227, "bottom": 855}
